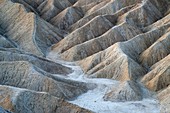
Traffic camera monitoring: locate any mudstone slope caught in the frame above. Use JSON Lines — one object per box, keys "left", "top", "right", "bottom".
{"left": 0, "top": 0, "right": 170, "bottom": 113}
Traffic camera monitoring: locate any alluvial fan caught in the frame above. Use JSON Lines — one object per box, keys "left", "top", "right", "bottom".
{"left": 0, "top": 0, "right": 170, "bottom": 113}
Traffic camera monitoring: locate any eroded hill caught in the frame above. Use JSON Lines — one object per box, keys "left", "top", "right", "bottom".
{"left": 0, "top": 0, "right": 170, "bottom": 113}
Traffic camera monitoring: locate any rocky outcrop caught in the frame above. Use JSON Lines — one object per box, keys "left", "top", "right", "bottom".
{"left": 52, "top": 16, "right": 113, "bottom": 54}
{"left": 78, "top": 19, "right": 170, "bottom": 81}
{"left": 103, "top": 81, "right": 143, "bottom": 102}
{"left": 78, "top": 43, "right": 146, "bottom": 81}
{"left": 157, "top": 86, "right": 170, "bottom": 113}
{"left": 0, "top": 85, "right": 92, "bottom": 113}
{"left": 0, "top": 0, "right": 66, "bottom": 56}
{"left": 140, "top": 31, "right": 170, "bottom": 68}
{"left": 0, "top": 49, "right": 72, "bottom": 75}
{"left": 60, "top": 22, "right": 141, "bottom": 61}
{"left": 50, "top": 7, "right": 84, "bottom": 30}
{"left": 142, "top": 54, "right": 170, "bottom": 91}
{"left": 0, "top": 61, "right": 87, "bottom": 99}
{"left": 1, "top": 0, "right": 170, "bottom": 112}
{"left": 69, "top": 1, "right": 135, "bottom": 32}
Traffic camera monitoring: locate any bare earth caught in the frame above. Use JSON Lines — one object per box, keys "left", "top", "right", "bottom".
{"left": 0, "top": 0, "right": 170, "bottom": 113}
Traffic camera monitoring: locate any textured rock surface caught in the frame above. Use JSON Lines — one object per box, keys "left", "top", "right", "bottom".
{"left": 0, "top": 0, "right": 170, "bottom": 112}
{"left": 157, "top": 86, "right": 170, "bottom": 113}
{"left": 0, "top": 85, "right": 92, "bottom": 113}
{"left": 0, "top": 61, "right": 88, "bottom": 99}
{"left": 103, "top": 81, "right": 143, "bottom": 102}
{"left": 0, "top": 49, "right": 72, "bottom": 75}
{"left": 0, "top": 0, "right": 66, "bottom": 56}
{"left": 142, "top": 54, "right": 170, "bottom": 91}
{"left": 0, "top": 107, "right": 12, "bottom": 113}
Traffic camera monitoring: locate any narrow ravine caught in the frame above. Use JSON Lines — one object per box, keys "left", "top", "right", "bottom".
{"left": 47, "top": 51, "right": 160, "bottom": 113}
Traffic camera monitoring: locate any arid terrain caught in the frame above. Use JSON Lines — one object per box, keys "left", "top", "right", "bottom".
{"left": 0, "top": 0, "right": 170, "bottom": 113}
